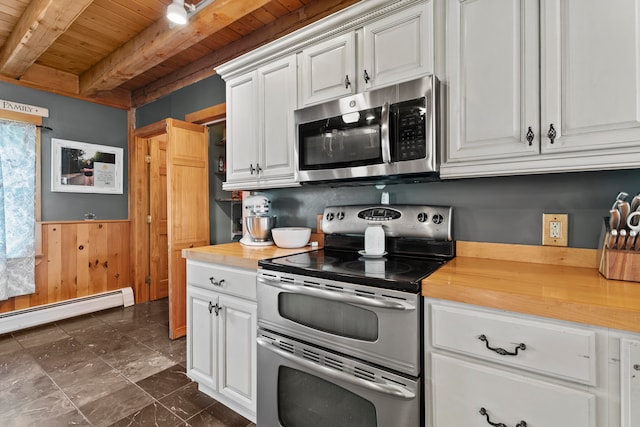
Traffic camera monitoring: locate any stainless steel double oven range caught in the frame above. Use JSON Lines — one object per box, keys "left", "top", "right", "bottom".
{"left": 256, "top": 204, "right": 454, "bottom": 426}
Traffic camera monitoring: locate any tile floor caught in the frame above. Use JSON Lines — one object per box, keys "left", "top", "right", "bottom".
{"left": 0, "top": 298, "right": 255, "bottom": 427}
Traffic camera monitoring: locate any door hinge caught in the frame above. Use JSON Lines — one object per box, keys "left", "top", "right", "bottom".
{"left": 145, "top": 275, "right": 151, "bottom": 285}
{"left": 145, "top": 155, "right": 151, "bottom": 164}
{"left": 146, "top": 215, "right": 151, "bottom": 224}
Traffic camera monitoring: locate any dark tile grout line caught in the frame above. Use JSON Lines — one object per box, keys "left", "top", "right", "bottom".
{"left": 4, "top": 301, "right": 183, "bottom": 426}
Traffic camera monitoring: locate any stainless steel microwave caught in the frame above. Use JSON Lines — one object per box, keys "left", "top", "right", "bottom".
{"left": 294, "top": 75, "right": 438, "bottom": 184}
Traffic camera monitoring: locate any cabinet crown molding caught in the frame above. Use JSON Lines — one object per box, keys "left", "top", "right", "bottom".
{"left": 216, "top": 0, "right": 428, "bottom": 80}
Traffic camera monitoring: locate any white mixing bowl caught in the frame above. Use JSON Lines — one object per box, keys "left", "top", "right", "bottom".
{"left": 271, "top": 227, "right": 311, "bottom": 248}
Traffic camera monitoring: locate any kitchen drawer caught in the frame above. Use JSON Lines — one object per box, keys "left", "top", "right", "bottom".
{"left": 431, "top": 353, "right": 595, "bottom": 427}
{"left": 430, "top": 303, "right": 596, "bottom": 385}
{"left": 187, "top": 260, "right": 256, "bottom": 301}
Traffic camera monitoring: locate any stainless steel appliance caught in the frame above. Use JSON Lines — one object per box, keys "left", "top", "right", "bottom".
{"left": 240, "top": 193, "right": 277, "bottom": 246}
{"left": 294, "top": 75, "right": 438, "bottom": 184}
{"left": 256, "top": 204, "right": 454, "bottom": 427}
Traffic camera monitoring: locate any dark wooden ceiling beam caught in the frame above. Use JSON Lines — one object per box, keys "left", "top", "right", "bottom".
{"left": 79, "top": 0, "right": 272, "bottom": 97}
{"left": 0, "top": 0, "right": 94, "bottom": 78}
{"left": 131, "top": 0, "right": 360, "bottom": 107}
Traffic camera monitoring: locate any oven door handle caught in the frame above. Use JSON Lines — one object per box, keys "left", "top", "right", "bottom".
{"left": 258, "top": 277, "right": 415, "bottom": 311}
{"left": 257, "top": 337, "right": 416, "bottom": 399}
{"left": 381, "top": 101, "right": 391, "bottom": 163}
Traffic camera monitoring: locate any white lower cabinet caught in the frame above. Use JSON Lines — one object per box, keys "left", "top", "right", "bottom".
{"left": 186, "top": 260, "right": 257, "bottom": 422}
{"left": 620, "top": 338, "right": 640, "bottom": 427}
{"left": 425, "top": 299, "right": 611, "bottom": 427}
{"left": 431, "top": 353, "right": 595, "bottom": 427}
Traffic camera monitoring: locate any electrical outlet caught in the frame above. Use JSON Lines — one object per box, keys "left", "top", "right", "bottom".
{"left": 543, "top": 213, "right": 568, "bottom": 246}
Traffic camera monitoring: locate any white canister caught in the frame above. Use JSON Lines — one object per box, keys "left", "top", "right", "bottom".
{"left": 364, "top": 225, "right": 386, "bottom": 255}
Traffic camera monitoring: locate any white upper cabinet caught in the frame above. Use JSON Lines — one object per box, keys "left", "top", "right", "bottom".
{"left": 299, "top": 33, "right": 356, "bottom": 106}
{"left": 362, "top": 2, "right": 433, "bottom": 90}
{"left": 541, "top": 0, "right": 640, "bottom": 154}
{"left": 257, "top": 55, "right": 297, "bottom": 182}
{"left": 223, "top": 55, "right": 298, "bottom": 190}
{"left": 298, "top": 1, "right": 434, "bottom": 107}
{"left": 226, "top": 72, "right": 258, "bottom": 184}
{"left": 443, "top": 0, "right": 640, "bottom": 178}
{"left": 446, "top": 0, "right": 539, "bottom": 162}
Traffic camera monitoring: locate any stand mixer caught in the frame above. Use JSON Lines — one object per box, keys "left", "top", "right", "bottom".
{"left": 240, "top": 194, "right": 277, "bottom": 246}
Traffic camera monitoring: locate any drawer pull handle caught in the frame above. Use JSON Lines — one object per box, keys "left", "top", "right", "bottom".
{"left": 478, "top": 334, "right": 526, "bottom": 356}
{"left": 209, "top": 277, "right": 225, "bottom": 287}
{"left": 479, "top": 407, "right": 527, "bottom": 427}
{"left": 634, "top": 364, "right": 640, "bottom": 371}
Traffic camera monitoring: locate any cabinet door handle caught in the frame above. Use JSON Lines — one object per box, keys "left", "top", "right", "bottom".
{"left": 547, "top": 123, "right": 557, "bottom": 144}
{"left": 363, "top": 69, "right": 370, "bottom": 83}
{"left": 344, "top": 74, "right": 351, "bottom": 88}
{"left": 208, "top": 301, "right": 214, "bottom": 314}
{"left": 249, "top": 163, "right": 255, "bottom": 175}
{"left": 526, "top": 126, "right": 534, "bottom": 146}
{"left": 209, "top": 277, "right": 225, "bottom": 287}
{"left": 213, "top": 303, "right": 222, "bottom": 316}
{"left": 478, "top": 334, "right": 526, "bottom": 356}
{"left": 479, "top": 408, "right": 527, "bottom": 427}
{"left": 256, "top": 163, "right": 262, "bottom": 174}
{"left": 634, "top": 364, "right": 640, "bottom": 371}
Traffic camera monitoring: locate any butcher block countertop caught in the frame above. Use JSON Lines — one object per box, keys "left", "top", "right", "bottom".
{"left": 423, "top": 241, "right": 640, "bottom": 333}
{"left": 182, "top": 242, "right": 319, "bottom": 270}
{"left": 184, "top": 240, "right": 640, "bottom": 333}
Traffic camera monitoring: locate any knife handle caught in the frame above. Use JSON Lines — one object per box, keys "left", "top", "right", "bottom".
{"left": 626, "top": 230, "right": 637, "bottom": 251}
{"left": 619, "top": 202, "right": 631, "bottom": 230}
{"left": 609, "top": 209, "right": 621, "bottom": 230}
{"left": 608, "top": 229, "right": 618, "bottom": 249}
{"left": 619, "top": 229, "right": 628, "bottom": 250}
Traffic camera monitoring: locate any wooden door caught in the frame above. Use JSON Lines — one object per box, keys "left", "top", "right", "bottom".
{"left": 166, "top": 119, "right": 210, "bottom": 339}
{"left": 149, "top": 137, "right": 169, "bottom": 300}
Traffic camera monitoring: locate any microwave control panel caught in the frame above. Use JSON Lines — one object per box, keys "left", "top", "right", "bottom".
{"left": 393, "top": 98, "right": 427, "bottom": 161}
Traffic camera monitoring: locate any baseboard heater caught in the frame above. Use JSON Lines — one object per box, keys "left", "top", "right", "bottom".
{"left": 0, "top": 287, "right": 135, "bottom": 335}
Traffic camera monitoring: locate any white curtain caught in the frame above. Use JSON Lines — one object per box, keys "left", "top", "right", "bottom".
{"left": 0, "top": 119, "right": 36, "bottom": 301}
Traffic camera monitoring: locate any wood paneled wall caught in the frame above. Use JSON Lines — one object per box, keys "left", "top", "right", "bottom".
{"left": 0, "top": 220, "right": 131, "bottom": 314}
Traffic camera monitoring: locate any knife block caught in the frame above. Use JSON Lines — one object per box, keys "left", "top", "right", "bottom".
{"left": 598, "top": 218, "right": 640, "bottom": 282}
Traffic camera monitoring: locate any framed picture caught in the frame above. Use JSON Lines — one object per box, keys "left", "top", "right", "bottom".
{"left": 51, "top": 138, "right": 124, "bottom": 194}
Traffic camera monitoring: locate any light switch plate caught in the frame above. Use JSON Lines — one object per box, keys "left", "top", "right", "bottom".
{"left": 542, "top": 213, "right": 568, "bottom": 246}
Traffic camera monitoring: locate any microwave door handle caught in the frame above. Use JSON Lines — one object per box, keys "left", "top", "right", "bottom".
{"left": 381, "top": 101, "right": 391, "bottom": 163}
{"left": 257, "top": 277, "right": 414, "bottom": 311}
{"left": 257, "top": 337, "right": 415, "bottom": 399}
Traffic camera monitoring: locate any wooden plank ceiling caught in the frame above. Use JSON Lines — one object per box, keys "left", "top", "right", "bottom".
{"left": 0, "top": 0, "right": 360, "bottom": 109}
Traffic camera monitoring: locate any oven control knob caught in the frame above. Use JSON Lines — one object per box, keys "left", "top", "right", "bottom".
{"left": 417, "top": 212, "right": 429, "bottom": 223}
{"left": 337, "top": 211, "right": 345, "bottom": 220}
{"left": 432, "top": 214, "right": 444, "bottom": 225}
{"left": 326, "top": 212, "right": 335, "bottom": 221}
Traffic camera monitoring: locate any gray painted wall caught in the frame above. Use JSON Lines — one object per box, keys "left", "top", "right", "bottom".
{"left": 262, "top": 169, "right": 640, "bottom": 249}
{"left": 0, "top": 82, "right": 128, "bottom": 221}
{"left": 135, "top": 74, "right": 640, "bottom": 249}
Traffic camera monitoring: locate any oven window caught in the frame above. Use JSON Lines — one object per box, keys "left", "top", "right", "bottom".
{"left": 278, "top": 293, "right": 378, "bottom": 341}
{"left": 298, "top": 107, "right": 383, "bottom": 170}
{"left": 278, "top": 366, "right": 377, "bottom": 427}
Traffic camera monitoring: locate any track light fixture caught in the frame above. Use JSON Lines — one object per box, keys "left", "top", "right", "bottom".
{"left": 167, "top": 0, "right": 194, "bottom": 25}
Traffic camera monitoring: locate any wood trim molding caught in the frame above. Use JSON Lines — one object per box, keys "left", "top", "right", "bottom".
{"left": 456, "top": 241, "right": 598, "bottom": 269}
{"left": 185, "top": 103, "right": 226, "bottom": 124}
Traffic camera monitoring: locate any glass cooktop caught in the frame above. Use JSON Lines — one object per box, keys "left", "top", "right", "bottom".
{"left": 258, "top": 249, "right": 448, "bottom": 293}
